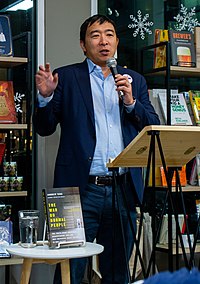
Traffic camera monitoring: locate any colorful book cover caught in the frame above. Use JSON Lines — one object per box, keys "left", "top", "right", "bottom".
{"left": 0, "top": 221, "right": 13, "bottom": 245}
{"left": 160, "top": 166, "right": 187, "bottom": 187}
{"left": 158, "top": 92, "right": 192, "bottom": 125}
{"left": 153, "top": 29, "right": 169, "bottom": 68}
{"left": 0, "top": 143, "right": 6, "bottom": 164}
{"left": 188, "top": 90, "right": 200, "bottom": 125}
{"left": 10, "top": 176, "right": 23, "bottom": 191}
{"left": 0, "top": 220, "right": 13, "bottom": 258}
{"left": 0, "top": 15, "right": 13, "bottom": 56}
{"left": 0, "top": 177, "right": 9, "bottom": 191}
{"left": 169, "top": 30, "right": 196, "bottom": 67}
{"left": 0, "top": 81, "right": 17, "bottom": 123}
{"left": 183, "top": 92, "right": 195, "bottom": 125}
{"left": 3, "top": 161, "right": 17, "bottom": 176}
{"left": 43, "top": 187, "right": 86, "bottom": 248}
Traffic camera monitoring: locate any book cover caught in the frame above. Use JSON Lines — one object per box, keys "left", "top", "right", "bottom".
{"left": 159, "top": 214, "right": 185, "bottom": 244}
{"left": 188, "top": 90, "right": 200, "bottom": 125}
{"left": 158, "top": 91, "right": 192, "bottom": 125}
{"left": 0, "top": 15, "right": 13, "bottom": 56}
{"left": 10, "top": 176, "right": 23, "bottom": 191}
{"left": 3, "top": 161, "right": 17, "bottom": 176}
{"left": 0, "top": 143, "right": 6, "bottom": 164}
{"left": 43, "top": 187, "right": 86, "bottom": 249}
{"left": 0, "top": 81, "right": 17, "bottom": 123}
{"left": 153, "top": 29, "right": 169, "bottom": 68}
{"left": 148, "top": 89, "right": 178, "bottom": 125}
{"left": 0, "top": 220, "right": 13, "bottom": 245}
{"left": 0, "top": 177, "right": 9, "bottom": 191}
{"left": 189, "top": 158, "right": 198, "bottom": 186}
{"left": 0, "top": 220, "right": 12, "bottom": 258}
{"left": 160, "top": 166, "right": 187, "bottom": 187}
{"left": 168, "top": 30, "right": 196, "bottom": 67}
{"left": 195, "top": 27, "right": 200, "bottom": 68}
{"left": 196, "top": 154, "right": 200, "bottom": 187}
{"left": 183, "top": 92, "right": 195, "bottom": 125}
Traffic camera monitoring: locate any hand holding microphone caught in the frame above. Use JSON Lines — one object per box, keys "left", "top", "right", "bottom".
{"left": 106, "top": 57, "right": 135, "bottom": 105}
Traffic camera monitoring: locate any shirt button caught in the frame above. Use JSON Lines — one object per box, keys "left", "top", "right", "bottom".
{"left": 88, "top": 157, "right": 92, "bottom": 161}
{"left": 109, "top": 124, "right": 112, "bottom": 128}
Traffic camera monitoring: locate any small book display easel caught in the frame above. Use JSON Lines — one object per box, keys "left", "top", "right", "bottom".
{"left": 42, "top": 187, "right": 86, "bottom": 249}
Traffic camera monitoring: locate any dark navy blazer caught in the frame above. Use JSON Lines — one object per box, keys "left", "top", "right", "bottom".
{"left": 33, "top": 59, "right": 160, "bottom": 206}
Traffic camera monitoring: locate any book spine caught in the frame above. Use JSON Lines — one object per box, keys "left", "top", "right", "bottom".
{"left": 189, "top": 91, "right": 200, "bottom": 125}
{"left": 183, "top": 92, "right": 195, "bottom": 125}
{"left": 196, "top": 154, "right": 200, "bottom": 186}
{"left": 189, "top": 158, "right": 197, "bottom": 186}
{"left": 42, "top": 189, "right": 50, "bottom": 241}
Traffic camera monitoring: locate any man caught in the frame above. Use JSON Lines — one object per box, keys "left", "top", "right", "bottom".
{"left": 34, "top": 14, "right": 160, "bottom": 284}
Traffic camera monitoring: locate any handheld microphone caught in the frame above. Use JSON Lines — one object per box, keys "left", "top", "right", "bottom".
{"left": 106, "top": 57, "right": 124, "bottom": 98}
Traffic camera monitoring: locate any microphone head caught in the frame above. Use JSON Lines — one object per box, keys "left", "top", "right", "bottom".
{"left": 106, "top": 57, "right": 117, "bottom": 68}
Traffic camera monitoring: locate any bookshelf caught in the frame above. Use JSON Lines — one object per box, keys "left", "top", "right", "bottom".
{"left": 145, "top": 66, "right": 200, "bottom": 77}
{"left": 0, "top": 57, "right": 28, "bottom": 68}
{"left": 157, "top": 243, "right": 200, "bottom": 254}
{"left": 140, "top": 39, "right": 200, "bottom": 271}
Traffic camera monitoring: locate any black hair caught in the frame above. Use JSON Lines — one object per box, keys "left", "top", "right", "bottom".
{"left": 80, "top": 14, "right": 118, "bottom": 43}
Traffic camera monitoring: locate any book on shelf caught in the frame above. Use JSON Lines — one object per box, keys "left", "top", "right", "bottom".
{"left": 0, "top": 81, "right": 17, "bottom": 123}
{"left": 157, "top": 91, "right": 192, "bottom": 125}
{"left": 168, "top": 30, "right": 196, "bottom": 67}
{"left": 148, "top": 89, "right": 178, "bottom": 125}
{"left": 188, "top": 90, "right": 200, "bottom": 125}
{"left": 160, "top": 166, "right": 187, "bottom": 187}
{"left": 153, "top": 29, "right": 169, "bottom": 68}
{"left": 194, "top": 27, "right": 200, "bottom": 68}
{"left": 0, "top": 15, "right": 13, "bottom": 56}
{"left": 0, "top": 220, "right": 13, "bottom": 258}
{"left": 196, "top": 153, "right": 200, "bottom": 187}
{"left": 42, "top": 187, "right": 86, "bottom": 249}
{"left": 0, "top": 143, "right": 6, "bottom": 164}
{"left": 189, "top": 158, "right": 198, "bottom": 186}
{"left": 183, "top": 92, "right": 196, "bottom": 125}
{"left": 159, "top": 214, "right": 185, "bottom": 244}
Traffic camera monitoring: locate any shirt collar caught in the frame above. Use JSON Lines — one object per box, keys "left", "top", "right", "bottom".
{"left": 86, "top": 58, "right": 102, "bottom": 74}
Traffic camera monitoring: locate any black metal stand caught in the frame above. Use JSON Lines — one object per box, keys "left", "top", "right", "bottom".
{"left": 133, "top": 129, "right": 197, "bottom": 279}
{"left": 109, "top": 167, "right": 147, "bottom": 283}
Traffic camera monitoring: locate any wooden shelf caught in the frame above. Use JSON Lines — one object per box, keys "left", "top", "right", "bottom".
{"left": 145, "top": 66, "right": 200, "bottom": 77}
{"left": 0, "top": 124, "right": 27, "bottom": 130}
{"left": 0, "top": 191, "right": 27, "bottom": 197}
{"left": 180, "top": 186, "right": 200, "bottom": 192}
{"left": 158, "top": 185, "right": 200, "bottom": 192}
{"left": 157, "top": 243, "right": 200, "bottom": 254}
{"left": 0, "top": 57, "right": 28, "bottom": 68}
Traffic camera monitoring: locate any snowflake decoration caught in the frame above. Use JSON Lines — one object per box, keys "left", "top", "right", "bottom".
{"left": 173, "top": 4, "right": 200, "bottom": 33}
{"left": 14, "top": 92, "right": 25, "bottom": 113}
{"left": 128, "top": 10, "right": 154, "bottom": 40}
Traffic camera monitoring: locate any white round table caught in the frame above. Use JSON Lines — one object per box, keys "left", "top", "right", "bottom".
{"left": 6, "top": 242, "right": 104, "bottom": 284}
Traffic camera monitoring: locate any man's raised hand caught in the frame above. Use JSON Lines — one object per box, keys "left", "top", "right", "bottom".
{"left": 35, "top": 63, "right": 58, "bottom": 97}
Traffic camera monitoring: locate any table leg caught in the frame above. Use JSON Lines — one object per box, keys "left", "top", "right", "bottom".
{"left": 60, "top": 259, "right": 70, "bottom": 284}
{"left": 20, "top": 258, "right": 33, "bottom": 284}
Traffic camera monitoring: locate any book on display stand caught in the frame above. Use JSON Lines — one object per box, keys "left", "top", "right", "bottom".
{"left": 42, "top": 186, "right": 86, "bottom": 249}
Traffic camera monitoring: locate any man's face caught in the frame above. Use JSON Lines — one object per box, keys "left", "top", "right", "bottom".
{"left": 80, "top": 20, "right": 119, "bottom": 67}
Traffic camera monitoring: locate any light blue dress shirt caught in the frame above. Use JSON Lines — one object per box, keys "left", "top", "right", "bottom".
{"left": 87, "top": 58, "right": 124, "bottom": 176}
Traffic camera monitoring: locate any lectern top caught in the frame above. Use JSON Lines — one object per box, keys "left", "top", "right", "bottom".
{"left": 106, "top": 125, "right": 200, "bottom": 168}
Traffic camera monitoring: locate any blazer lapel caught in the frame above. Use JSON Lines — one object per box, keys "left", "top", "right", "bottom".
{"left": 74, "top": 60, "right": 95, "bottom": 127}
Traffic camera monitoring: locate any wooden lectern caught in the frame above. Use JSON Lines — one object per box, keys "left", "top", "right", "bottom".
{"left": 107, "top": 125, "right": 200, "bottom": 280}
